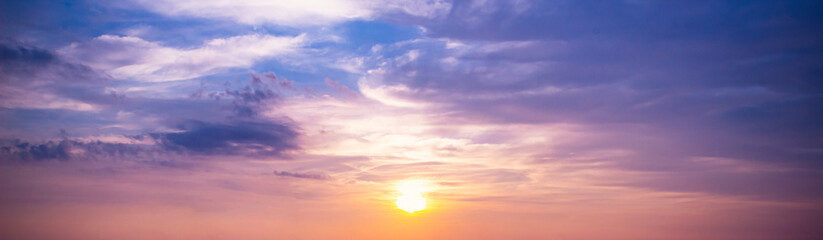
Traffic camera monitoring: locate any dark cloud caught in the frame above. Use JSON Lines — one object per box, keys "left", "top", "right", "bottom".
{"left": 0, "top": 41, "right": 106, "bottom": 89}
{"left": 273, "top": 170, "right": 330, "bottom": 180}
{"left": 0, "top": 41, "right": 55, "bottom": 64}
{"left": 154, "top": 120, "right": 298, "bottom": 156}
{"left": 0, "top": 138, "right": 148, "bottom": 161}
{"left": 217, "top": 73, "right": 284, "bottom": 118}
{"left": 1, "top": 119, "right": 300, "bottom": 161}
{"left": 1, "top": 139, "right": 71, "bottom": 160}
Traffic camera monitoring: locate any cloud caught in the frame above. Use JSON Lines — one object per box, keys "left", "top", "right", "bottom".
{"left": 58, "top": 34, "right": 307, "bottom": 82}
{"left": 1, "top": 40, "right": 301, "bottom": 159}
{"left": 1, "top": 139, "right": 72, "bottom": 160}
{"left": 0, "top": 41, "right": 117, "bottom": 113}
{"left": 0, "top": 41, "right": 56, "bottom": 66}
{"left": 625, "top": 166, "right": 823, "bottom": 201}
{"left": 198, "top": 72, "right": 291, "bottom": 118}
{"left": 324, "top": 78, "right": 359, "bottom": 100}
{"left": 0, "top": 138, "right": 151, "bottom": 161}
{"left": 129, "top": 0, "right": 452, "bottom": 26}
{"left": 1, "top": 119, "right": 300, "bottom": 161}
{"left": 355, "top": 161, "right": 530, "bottom": 187}
{"left": 329, "top": 1, "right": 823, "bottom": 202}
{"left": 273, "top": 170, "right": 330, "bottom": 180}
{"left": 154, "top": 120, "right": 298, "bottom": 156}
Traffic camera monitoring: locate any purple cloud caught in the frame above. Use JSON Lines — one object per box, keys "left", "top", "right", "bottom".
{"left": 273, "top": 170, "right": 330, "bottom": 180}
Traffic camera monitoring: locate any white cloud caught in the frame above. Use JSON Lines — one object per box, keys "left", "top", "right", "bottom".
{"left": 129, "top": 0, "right": 451, "bottom": 26}
{"left": 59, "top": 34, "right": 307, "bottom": 82}
{"left": 0, "top": 89, "right": 100, "bottom": 111}
{"left": 357, "top": 68, "right": 430, "bottom": 108}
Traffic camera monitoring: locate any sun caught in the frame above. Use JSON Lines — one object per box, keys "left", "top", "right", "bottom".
{"left": 395, "top": 180, "right": 431, "bottom": 213}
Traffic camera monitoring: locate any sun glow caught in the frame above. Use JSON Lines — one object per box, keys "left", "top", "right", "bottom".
{"left": 395, "top": 180, "right": 432, "bottom": 213}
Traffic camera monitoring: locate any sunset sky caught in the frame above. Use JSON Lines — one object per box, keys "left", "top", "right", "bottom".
{"left": 1, "top": 1, "right": 822, "bottom": 239}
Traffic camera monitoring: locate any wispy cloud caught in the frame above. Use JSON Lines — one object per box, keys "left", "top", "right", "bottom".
{"left": 129, "top": 0, "right": 452, "bottom": 26}
{"left": 59, "top": 34, "right": 307, "bottom": 82}
{"left": 273, "top": 170, "right": 331, "bottom": 180}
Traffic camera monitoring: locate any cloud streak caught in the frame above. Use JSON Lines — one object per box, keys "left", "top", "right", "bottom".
{"left": 273, "top": 170, "right": 331, "bottom": 180}
{"left": 129, "top": 0, "right": 452, "bottom": 26}
{"left": 59, "top": 34, "right": 307, "bottom": 82}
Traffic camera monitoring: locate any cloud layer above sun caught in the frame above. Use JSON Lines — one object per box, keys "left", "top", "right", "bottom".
{"left": 1, "top": 1, "right": 822, "bottom": 239}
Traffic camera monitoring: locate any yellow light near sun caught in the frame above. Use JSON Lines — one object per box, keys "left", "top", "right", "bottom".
{"left": 395, "top": 180, "right": 431, "bottom": 213}
{"left": 396, "top": 194, "right": 426, "bottom": 213}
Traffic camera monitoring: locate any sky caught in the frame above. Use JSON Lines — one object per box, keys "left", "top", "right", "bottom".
{"left": 1, "top": 0, "right": 822, "bottom": 239}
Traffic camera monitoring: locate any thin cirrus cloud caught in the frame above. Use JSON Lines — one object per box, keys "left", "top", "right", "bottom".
{"left": 129, "top": 0, "right": 452, "bottom": 26}
{"left": 58, "top": 33, "right": 307, "bottom": 82}
{"left": 273, "top": 170, "right": 331, "bottom": 180}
